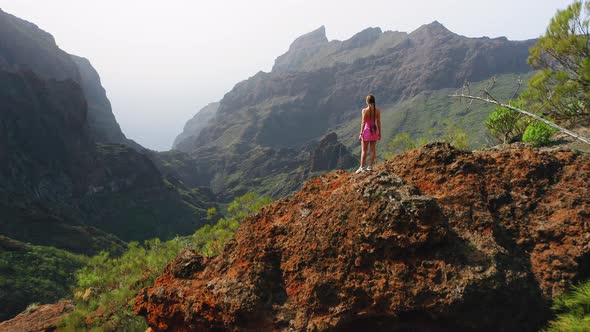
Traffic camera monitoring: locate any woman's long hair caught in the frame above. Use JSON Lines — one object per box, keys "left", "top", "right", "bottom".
{"left": 367, "top": 94, "right": 377, "bottom": 133}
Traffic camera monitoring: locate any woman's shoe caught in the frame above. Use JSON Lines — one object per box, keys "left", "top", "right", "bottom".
{"left": 355, "top": 167, "right": 365, "bottom": 174}
{"left": 366, "top": 166, "right": 373, "bottom": 171}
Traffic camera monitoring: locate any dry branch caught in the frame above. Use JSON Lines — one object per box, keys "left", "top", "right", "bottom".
{"left": 449, "top": 94, "right": 590, "bottom": 145}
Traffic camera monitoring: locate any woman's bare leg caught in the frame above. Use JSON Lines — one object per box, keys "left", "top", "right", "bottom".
{"left": 369, "top": 141, "right": 377, "bottom": 167}
{"left": 360, "top": 141, "right": 369, "bottom": 168}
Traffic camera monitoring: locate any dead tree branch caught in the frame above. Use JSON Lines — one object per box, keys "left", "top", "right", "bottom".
{"left": 449, "top": 94, "right": 590, "bottom": 145}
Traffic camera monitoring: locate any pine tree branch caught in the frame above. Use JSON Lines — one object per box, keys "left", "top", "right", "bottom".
{"left": 449, "top": 94, "right": 590, "bottom": 145}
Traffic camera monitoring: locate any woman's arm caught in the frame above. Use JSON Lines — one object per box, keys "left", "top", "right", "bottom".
{"left": 358, "top": 109, "right": 366, "bottom": 140}
{"left": 377, "top": 109, "right": 382, "bottom": 140}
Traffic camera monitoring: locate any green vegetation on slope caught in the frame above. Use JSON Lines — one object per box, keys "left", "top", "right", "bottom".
{"left": 78, "top": 144, "right": 216, "bottom": 242}
{"left": 522, "top": 120, "right": 558, "bottom": 146}
{"left": 0, "top": 239, "right": 88, "bottom": 321}
{"left": 483, "top": 101, "right": 557, "bottom": 147}
{"left": 336, "top": 73, "right": 534, "bottom": 157}
{"left": 58, "top": 193, "right": 271, "bottom": 332}
{"left": 59, "top": 239, "right": 181, "bottom": 332}
{"left": 387, "top": 121, "right": 469, "bottom": 155}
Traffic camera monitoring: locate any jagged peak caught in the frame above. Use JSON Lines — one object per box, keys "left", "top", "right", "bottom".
{"left": 411, "top": 20, "right": 454, "bottom": 37}
{"left": 341, "top": 27, "right": 383, "bottom": 49}
{"left": 289, "top": 25, "right": 328, "bottom": 50}
{"left": 352, "top": 26, "right": 383, "bottom": 36}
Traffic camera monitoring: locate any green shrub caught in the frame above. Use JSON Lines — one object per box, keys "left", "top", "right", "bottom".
{"left": 484, "top": 102, "right": 530, "bottom": 144}
{"left": 522, "top": 121, "right": 557, "bottom": 146}
{"left": 57, "top": 239, "right": 183, "bottom": 332}
{"left": 0, "top": 244, "right": 87, "bottom": 321}
{"left": 194, "top": 193, "right": 271, "bottom": 257}
{"left": 545, "top": 281, "right": 590, "bottom": 331}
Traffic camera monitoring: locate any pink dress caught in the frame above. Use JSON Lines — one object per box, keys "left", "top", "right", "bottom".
{"left": 362, "top": 116, "right": 380, "bottom": 142}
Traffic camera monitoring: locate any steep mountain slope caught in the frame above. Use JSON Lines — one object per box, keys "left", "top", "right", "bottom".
{"left": 0, "top": 69, "right": 119, "bottom": 254}
{"left": 173, "top": 102, "right": 219, "bottom": 151}
{"left": 0, "top": 9, "right": 216, "bottom": 252}
{"left": 136, "top": 144, "right": 590, "bottom": 331}
{"left": 0, "top": 8, "right": 127, "bottom": 145}
{"left": 70, "top": 54, "right": 127, "bottom": 144}
{"left": 0, "top": 67, "right": 214, "bottom": 253}
{"left": 175, "top": 22, "right": 536, "bottom": 199}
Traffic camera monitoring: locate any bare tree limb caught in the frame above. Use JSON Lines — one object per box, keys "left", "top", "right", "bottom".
{"left": 449, "top": 94, "right": 590, "bottom": 145}
{"left": 483, "top": 90, "right": 501, "bottom": 104}
{"left": 510, "top": 76, "right": 523, "bottom": 102}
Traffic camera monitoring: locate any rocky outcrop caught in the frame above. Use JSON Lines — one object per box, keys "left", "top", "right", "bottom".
{"left": 307, "top": 132, "right": 357, "bottom": 172}
{"left": 136, "top": 144, "right": 590, "bottom": 331}
{"left": 173, "top": 102, "right": 220, "bottom": 151}
{"left": 0, "top": 301, "right": 74, "bottom": 332}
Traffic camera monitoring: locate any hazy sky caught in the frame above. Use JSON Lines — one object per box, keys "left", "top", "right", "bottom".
{"left": 0, "top": 0, "right": 571, "bottom": 150}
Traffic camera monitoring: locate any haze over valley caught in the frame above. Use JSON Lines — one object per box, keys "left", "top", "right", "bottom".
{"left": 0, "top": 0, "right": 570, "bottom": 150}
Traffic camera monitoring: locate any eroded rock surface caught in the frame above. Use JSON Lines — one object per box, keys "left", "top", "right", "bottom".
{"left": 136, "top": 144, "right": 590, "bottom": 331}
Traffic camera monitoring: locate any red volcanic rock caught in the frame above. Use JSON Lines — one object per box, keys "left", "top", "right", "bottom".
{"left": 0, "top": 301, "right": 74, "bottom": 332}
{"left": 135, "top": 143, "right": 590, "bottom": 331}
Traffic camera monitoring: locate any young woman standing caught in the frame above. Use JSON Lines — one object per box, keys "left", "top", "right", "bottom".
{"left": 356, "top": 94, "right": 381, "bottom": 174}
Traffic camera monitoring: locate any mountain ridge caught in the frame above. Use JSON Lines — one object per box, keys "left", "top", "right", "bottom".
{"left": 172, "top": 22, "right": 536, "bottom": 200}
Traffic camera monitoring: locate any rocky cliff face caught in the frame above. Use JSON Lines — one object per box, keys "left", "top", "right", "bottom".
{"left": 0, "top": 66, "right": 214, "bottom": 254}
{"left": 70, "top": 54, "right": 128, "bottom": 144}
{"left": 173, "top": 22, "right": 536, "bottom": 199}
{"left": 136, "top": 144, "right": 590, "bottom": 331}
{"left": 0, "top": 8, "right": 129, "bottom": 145}
{"left": 0, "top": 68, "right": 112, "bottom": 254}
{"left": 307, "top": 132, "right": 358, "bottom": 172}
